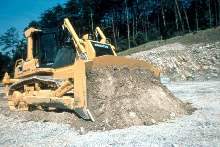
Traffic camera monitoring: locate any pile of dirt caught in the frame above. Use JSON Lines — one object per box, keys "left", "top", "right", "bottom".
{"left": 76, "top": 67, "right": 193, "bottom": 131}
{"left": 0, "top": 67, "right": 193, "bottom": 132}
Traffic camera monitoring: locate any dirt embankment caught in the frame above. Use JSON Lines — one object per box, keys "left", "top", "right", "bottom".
{"left": 0, "top": 67, "right": 193, "bottom": 132}
{"left": 130, "top": 43, "right": 220, "bottom": 81}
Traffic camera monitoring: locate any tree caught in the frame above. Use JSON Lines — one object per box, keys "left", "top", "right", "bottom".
{"left": 0, "top": 52, "right": 12, "bottom": 79}
{"left": 181, "top": 0, "right": 191, "bottom": 32}
{"left": 25, "top": 0, "right": 220, "bottom": 51}
{"left": 28, "top": 21, "right": 41, "bottom": 29}
{"left": 13, "top": 38, "right": 26, "bottom": 60}
{"left": 0, "top": 27, "right": 20, "bottom": 56}
{"left": 0, "top": 27, "right": 25, "bottom": 77}
{"left": 125, "top": 0, "right": 131, "bottom": 49}
{"left": 175, "top": 0, "right": 185, "bottom": 32}
{"left": 208, "top": 0, "right": 212, "bottom": 27}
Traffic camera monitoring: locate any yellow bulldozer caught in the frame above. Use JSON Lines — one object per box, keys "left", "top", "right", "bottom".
{"left": 2, "top": 18, "right": 160, "bottom": 121}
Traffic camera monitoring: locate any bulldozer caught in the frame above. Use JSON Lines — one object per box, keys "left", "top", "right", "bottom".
{"left": 2, "top": 18, "right": 160, "bottom": 121}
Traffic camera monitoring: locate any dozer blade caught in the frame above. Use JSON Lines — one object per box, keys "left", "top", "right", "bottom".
{"left": 80, "top": 55, "right": 161, "bottom": 122}
{"left": 85, "top": 55, "right": 160, "bottom": 78}
{"left": 74, "top": 108, "right": 95, "bottom": 122}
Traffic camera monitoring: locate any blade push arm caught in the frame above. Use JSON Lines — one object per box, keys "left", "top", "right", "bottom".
{"left": 63, "top": 18, "right": 88, "bottom": 60}
{"left": 95, "top": 27, "right": 106, "bottom": 43}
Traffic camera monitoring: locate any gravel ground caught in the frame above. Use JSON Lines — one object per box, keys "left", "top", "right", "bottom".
{"left": 0, "top": 80, "right": 220, "bottom": 146}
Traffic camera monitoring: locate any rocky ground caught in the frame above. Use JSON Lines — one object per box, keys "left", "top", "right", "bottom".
{"left": 130, "top": 42, "right": 220, "bottom": 81}
{"left": 0, "top": 81, "right": 219, "bottom": 146}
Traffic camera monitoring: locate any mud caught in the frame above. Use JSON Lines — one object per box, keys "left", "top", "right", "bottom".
{"left": 0, "top": 67, "right": 193, "bottom": 132}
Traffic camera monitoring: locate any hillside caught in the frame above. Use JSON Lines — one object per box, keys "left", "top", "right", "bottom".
{"left": 121, "top": 27, "right": 220, "bottom": 81}
{"left": 119, "top": 27, "right": 220, "bottom": 56}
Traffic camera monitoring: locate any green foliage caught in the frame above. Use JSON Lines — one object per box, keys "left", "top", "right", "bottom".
{"left": 28, "top": 21, "right": 41, "bottom": 29}
{"left": 0, "top": 27, "right": 19, "bottom": 55}
{"left": 0, "top": 27, "right": 26, "bottom": 77}
{"left": 0, "top": 52, "right": 12, "bottom": 78}
{"left": 29, "top": 0, "right": 219, "bottom": 51}
{"left": 13, "top": 39, "right": 26, "bottom": 60}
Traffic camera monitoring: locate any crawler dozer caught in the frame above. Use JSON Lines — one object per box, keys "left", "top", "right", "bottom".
{"left": 2, "top": 18, "right": 160, "bottom": 121}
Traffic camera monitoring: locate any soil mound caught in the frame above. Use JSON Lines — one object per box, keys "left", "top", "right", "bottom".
{"left": 77, "top": 67, "right": 193, "bottom": 131}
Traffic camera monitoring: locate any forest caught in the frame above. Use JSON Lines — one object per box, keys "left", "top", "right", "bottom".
{"left": 0, "top": 0, "right": 220, "bottom": 77}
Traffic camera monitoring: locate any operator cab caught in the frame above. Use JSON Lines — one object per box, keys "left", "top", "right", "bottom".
{"left": 30, "top": 28, "right": 77, "bottom": 68}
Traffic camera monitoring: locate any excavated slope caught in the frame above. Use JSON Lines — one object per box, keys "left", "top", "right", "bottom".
{"left": 130, "top": 43, "right": 220, "bottom": 81}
